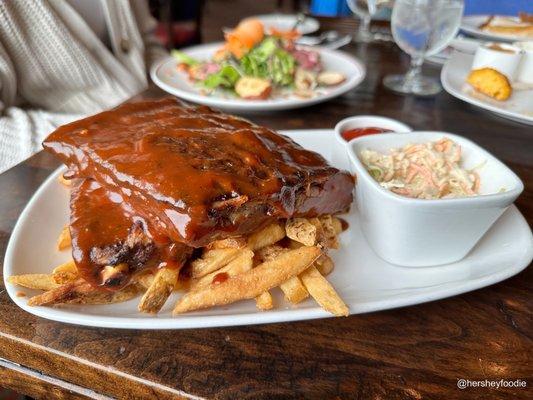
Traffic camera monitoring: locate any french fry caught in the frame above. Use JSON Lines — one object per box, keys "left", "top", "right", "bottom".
{"left": 258, "top": 245, "right": 309, "bottom": 304}
{"left": 64, "top": 283, "right": 142, "bottom": 305}
{"left": 27, "top": 278, "right": 141, "bottom": 306}
{"left": 192, "top": 222, "right": 283, "bottom": 280}
{"left": 52, "top": 271, "right": 78, "bottom": 284}
{"left": 247, "top": 223, "right": 285, "bottom": 250}
{"left": 27, "top": 279, "right": 92, "bottom": 306}
{"left": 17, "top": 208, "right": 347, "bottom": 316}
{"left": 331, "top": 216, "right": 343, "bottom": 235}
{"left": 52, "top": 259, "right": 78, "bottom": 284}
{"left": 311, "top": 217, "right": 330, "bottom": 248}
{"left": 319, "top": 215, "right": 339, "bottom": 249}
{"left": 135, "top": 271, "right": 155, "bottom": 290}
{"left": 285, "top": 218, "right": 319, "bottom": 246}
{"left": 207, "top": 237, "right": 247, "bottom": 250}
{"left": 300, "top": 266, "right": 348, "bottom": 316}
{"left": 191, "top": 248, "right": 241, "bottom": 278}
{"left": 100, "top": 263, "right": 129, "bottom": 285}
{"left": 8, "top": 274, "right": 61, "bottom": 291}
{"left": 138, "top": 267, "right": 179, "bottom": 313}
{"left": 173, "top": 246, "right": 321, "bottom": 314}
{"left": 288, "top": 240, "right": 302, "bottom": 250}
{"left": 57, "top": 225, "right": 71, "bottom": 250}
{"left": 288, "top": 240, "right": 334, "bottom": 276}
{"left": 315, "top": 254, "right": 334, "bottom": 276}
{"left": 256, "top": 244, "right": 285, "bottom": 260}
{"left": 58, "top": 174, "right": 72, "bottom": 187}
{"left": 280, "top": 276, "right": 309, "bottom": 304}
{"left": 191, "top": 249, "right": 253, "bottom": 290}
{"left": 191, "top": 249, "right": 274, "bottom": 310}
{"left": 255, "top": 291, "right": 274, "bottom": 310}
{"left": 52, "top": 260, "right": 77, "bottom": 275}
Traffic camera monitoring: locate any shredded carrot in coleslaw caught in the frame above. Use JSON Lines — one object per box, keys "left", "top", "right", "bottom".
{"left": 360, "top": 138, "right": 481, "bottom": 199}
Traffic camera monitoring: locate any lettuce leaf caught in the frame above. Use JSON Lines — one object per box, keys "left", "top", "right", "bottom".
{"left": 171, "top": 50, "right": 199, "bottom": 66}
{"left": 239, "top": 38, "right": 295, "bottom": 86}
{"left": 202, "top": 65, "right": 240, "bottom": 89}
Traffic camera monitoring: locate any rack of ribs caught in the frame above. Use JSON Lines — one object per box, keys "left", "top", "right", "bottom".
{"left": 44, "top": 98, "right": 355, "bottom": 289}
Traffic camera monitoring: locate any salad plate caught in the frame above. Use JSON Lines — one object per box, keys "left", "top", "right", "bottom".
{"left": 5, "top": 130, "right": 532, "bottom": 329}
{"left": 151, "top": 43, "right": 365, "bottom": 112}
{"left": 442, "top": 51, "right": 533, "bottom": 125}
{"left": 461, "top": 15, "right": 532, "bottom": 42}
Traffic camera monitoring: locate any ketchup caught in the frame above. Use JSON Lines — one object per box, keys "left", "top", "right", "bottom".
{"left": 341, "top": 127, "right": 393, "bottom": 141}
{"left": 212, "top": 272, "right": 229, "bottom": 285}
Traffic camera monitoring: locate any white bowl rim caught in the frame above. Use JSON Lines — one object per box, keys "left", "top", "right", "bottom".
{"left": 348, "top": 131, "right": 524, "bottom": 207}
{"left": 334, "top": 115, "right": 413, "bottom": 147}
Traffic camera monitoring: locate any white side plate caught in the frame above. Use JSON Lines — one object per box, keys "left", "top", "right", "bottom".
{"left": 4, "top": 130, "right": 532, "bottom": 329}
{"left": 461, "top": 15, "right": 531, "bottom": 42}
{"left": 150, "top": 43, "right": 366, "bottom": 112}
{"left": 442, "top": 51, "right": 533, "bottom": 125}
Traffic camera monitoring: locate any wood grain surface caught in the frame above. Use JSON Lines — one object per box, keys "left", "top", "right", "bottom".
{"left": 0, "top": 358, "right": 110, "bottom": 400}
{"left": 0, "top": 1, "right": 531, "bottom": 399}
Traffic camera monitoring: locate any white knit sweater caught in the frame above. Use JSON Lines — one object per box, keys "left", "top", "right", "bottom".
{"left": 0, "top": 0, "right": 168, "bottom": 172}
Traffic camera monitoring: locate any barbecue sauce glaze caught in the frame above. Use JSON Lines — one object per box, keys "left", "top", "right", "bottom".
{"left": 45, "top": 98, "right": 355, "bottom": 288}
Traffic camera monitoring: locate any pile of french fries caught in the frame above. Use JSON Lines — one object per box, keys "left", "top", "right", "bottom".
{"left": 9, "top": 182, "right": 349, "bottom": 316}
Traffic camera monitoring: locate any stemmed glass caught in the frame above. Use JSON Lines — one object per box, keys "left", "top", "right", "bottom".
{"left": 347, "top": 0, "right": 393, "bottom": 43}
{"left": 383, "top": 0, "right": 464, "bottom": 95}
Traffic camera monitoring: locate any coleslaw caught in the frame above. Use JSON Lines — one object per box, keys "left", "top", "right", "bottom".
{"left": 360, "top": 138, "right": 481, "bottom": 199}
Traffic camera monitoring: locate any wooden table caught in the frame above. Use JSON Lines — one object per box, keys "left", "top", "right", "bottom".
{"left": 1, "top": 5, "right": 532, "bottom": 400}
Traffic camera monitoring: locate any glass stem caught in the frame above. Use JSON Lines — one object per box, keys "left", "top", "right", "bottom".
{"left": 359, "top": 15, "right": 371, "bottom": 37}
{"left": 404, "top": 55, "right": 424, "bottom": 85}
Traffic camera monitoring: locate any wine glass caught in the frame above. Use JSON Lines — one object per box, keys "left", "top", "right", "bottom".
{"left": 383, "top": 0, "right": 464, "bottom": 95}
{"left": 347, "top": 0, "right": 393, "bottom": 43}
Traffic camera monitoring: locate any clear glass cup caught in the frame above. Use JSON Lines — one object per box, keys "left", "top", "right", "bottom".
{"left": 347, "top": 0, "right": 394, "bottom": 43}
{"left": 383, "top": 0, "right": 464, "bottom": 95}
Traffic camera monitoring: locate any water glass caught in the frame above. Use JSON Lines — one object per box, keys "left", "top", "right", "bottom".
{"left": 347, "top": 0, "right": 393, "bottom": 43}
{"left": 383, "top": 0, "right": 464, "bottom": 95}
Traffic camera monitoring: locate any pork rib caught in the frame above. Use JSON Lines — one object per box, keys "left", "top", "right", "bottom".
{"left": 45, "top": 98, "right": 355, "bottom": 248}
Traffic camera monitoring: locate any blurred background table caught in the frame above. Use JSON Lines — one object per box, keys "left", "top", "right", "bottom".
{"left": 0, "top": 1, "right": 531, "bottom": 399}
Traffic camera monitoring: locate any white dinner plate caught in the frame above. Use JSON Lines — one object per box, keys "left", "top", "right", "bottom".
{"left": 461, "top": 15, "right": 532, "bottom": 42}
{"left": 4, "top": 130, "right": 532, "bottom": 329}
{"left": 441, "top": 51, "right": 533, "bottom": 125}
{"left": 150, "top": 43, "right": 366, "bottom": 112}
{"left": 247, "top": 13, "right": 320, "bottom": 35}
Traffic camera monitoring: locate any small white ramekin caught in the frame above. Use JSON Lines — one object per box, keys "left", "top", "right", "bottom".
{"left": 333, "top": 116, "right": 412, "bottom": 170}
{"left": 471, "top": 42, "right": 523, "bottom": 81}
{"left": 514, "top": 41, "right": 533, "bottom": 84}
{"left": 348, "top": 131, "right": 524, "bottom": 267}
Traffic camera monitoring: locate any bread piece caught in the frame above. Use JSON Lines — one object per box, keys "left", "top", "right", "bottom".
{"left": 467, "top": 68, "right": 512, "bottom": 101}
{"left": 317, "top": 71, "right": 345, "bottom": 86}
{"left": 235, "top": 77, "right": 272, "bottom": 99}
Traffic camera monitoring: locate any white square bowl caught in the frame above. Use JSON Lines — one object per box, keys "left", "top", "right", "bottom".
{"left": 348, "top": 131, "right": 524, "bottom": 267}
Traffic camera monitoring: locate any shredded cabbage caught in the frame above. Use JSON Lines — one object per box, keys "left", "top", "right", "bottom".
{"left": 360, "top": 138, "right": 481, "bottom": 199}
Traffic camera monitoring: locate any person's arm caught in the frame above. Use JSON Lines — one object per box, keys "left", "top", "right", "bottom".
{"left": 0, "top": 41, "right": 81, "bottom": 173}
{"left": 0, "top": 107, "right": 82, "bottom": 173}
{"left": 131, "top": 0, "right": 169, "bottom": 71}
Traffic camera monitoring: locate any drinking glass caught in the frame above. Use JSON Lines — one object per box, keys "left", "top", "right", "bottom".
{"left": 383, "top": 0, "right": 464, "bottom": 95}
{"left": 347, "top": 0, "right": 393, "bottom": 43}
